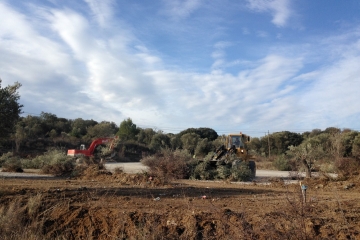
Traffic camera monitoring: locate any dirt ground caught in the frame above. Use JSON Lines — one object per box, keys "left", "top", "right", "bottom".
{"left": 0, "top": 169, "right": 359, "bottom": 239}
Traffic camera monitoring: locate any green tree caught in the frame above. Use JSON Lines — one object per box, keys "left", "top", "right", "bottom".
{"left": 287, "top": 142, "right": 324, "bottom": 178}
{"left": 194, "top": 138, "right": 212, "bottom": 157}
{"left": 247, "top": 137, "right": 262, "bottom": 155}
{"left": 137, "top": 128, "right": 156, "bottom": 145}
{"left": 86, "top": 121, "right": 118, "bottom": 138}
{"left": 178, "top": 127, "right": 218, "bottom": 141}
{"left": 149, "top": 133, "right": 171, "bottom": 151}
{"left": 70, "top": 118, "right": 97, "bottom": 138}
{"left": 39, "top": 112, "right": 58, "bottom": 135}
{"left": 0, "top": 80, "right": 23, "bottom": 140}
{"left": 170, "top": 135, "right": 182, "bottom": 150}
{"left": 116, "top": 118, "right": 139, "bottom": 141}
{"left": 21, "top": 116, "right": 43, "bottom": 138}
{"left": 180, "top": 133, "right": 200, "bottom": 155}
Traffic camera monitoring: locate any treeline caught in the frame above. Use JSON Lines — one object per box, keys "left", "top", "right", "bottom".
{"left": 250, "top": 128, "right": 360, "bottom": 159}
{"left": 1, "top": 112, "right": 360, "bottom": 174}
{"left": 249, "top": 128, "right": 360, "bottom": 177}
{"left": 0, "top": 112, "right": 220, "bottom": 159}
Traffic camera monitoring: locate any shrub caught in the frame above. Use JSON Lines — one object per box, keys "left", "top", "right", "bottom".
{"left": 24, "top": 149, "right": 75, "bottom": 176}
{"left": 335, "top": 157, "right": 360, "bottom": 178}
{"left": 216, "top": 165, "right": 231, "bottom": 179}
{"left": 273, "top": 155, "right": 292, "bottom": 171}
{"left": 141, "top": 149, "right": 192, "bottom": 182}
{"left": 230, "top": 161, "right": 253, "bottom": 181}
{"left": 2, "top": 156, "right": 23, "bottom": 172}
{"left": 0, "top": 152, "right": 14, "bottom": 167}
{"left": 192, "top": 161, "right": 217, "bottom": 180}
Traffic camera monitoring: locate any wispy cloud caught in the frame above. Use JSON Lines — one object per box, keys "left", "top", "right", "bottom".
{"left": 161, "top": 0, "right": 202, "bottom": 20}
{"left": 84, "top": 0, "right": 114, "bottom": 27}
{"left": 246, "top": 0, "right": 291, "bottom": 27}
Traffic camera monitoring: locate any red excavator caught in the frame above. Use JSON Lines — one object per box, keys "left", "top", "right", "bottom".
{"left": 67, "top": 137, "right": 117, "bottom": 157}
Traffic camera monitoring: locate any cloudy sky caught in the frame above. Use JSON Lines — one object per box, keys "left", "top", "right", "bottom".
{"left": 1, "top": 0, "right": 360, "bottom": 136}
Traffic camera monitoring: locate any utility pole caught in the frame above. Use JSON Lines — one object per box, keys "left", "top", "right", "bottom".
{"left": 267, "top": 130, "right": 271, "bottom": 158}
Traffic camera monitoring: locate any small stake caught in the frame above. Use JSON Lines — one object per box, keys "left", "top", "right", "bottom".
{"left": 300, "top": 182, "right": 308, "bottom": 203}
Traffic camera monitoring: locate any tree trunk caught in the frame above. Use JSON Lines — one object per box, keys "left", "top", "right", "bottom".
{"left": 302, "top": 159, "right": 311, "bottom": 178}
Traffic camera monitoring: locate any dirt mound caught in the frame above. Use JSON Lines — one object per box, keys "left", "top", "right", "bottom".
{"left": 78, "top": 165, "right": 163, "bottom": 186}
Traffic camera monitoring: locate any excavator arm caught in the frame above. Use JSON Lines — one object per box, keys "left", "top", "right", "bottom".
{"left": 67, "top": 137, "right": 117, "bottom": 157}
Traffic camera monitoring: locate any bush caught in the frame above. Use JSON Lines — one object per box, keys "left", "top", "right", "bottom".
{"left": 216, "top": 165, "right": 231, "bottom": 179}
{"left": 335, "top": 157, "right": 360, "bottom": 178}
{"left": 273, "top": 155, "right": 292, "bottom": 171}
{"left": 23, "top": 149, "right": 75, "bottom": 176}
{"left": 230, "top": 161, "right": 253, "bottom": 181}
{"left": 1, "top": 155, "right": 23, "bottom": 172}
{"left": 192, "top": 161, "right": 217, "bottom": 180}
{"left": 0, "top": 152, "right": 14, "bottom": 167}
{"left": 141, "top": 149, "right": 192, "bottom": 182}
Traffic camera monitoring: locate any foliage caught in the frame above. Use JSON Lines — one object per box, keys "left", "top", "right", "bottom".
{"left": 0, "top": 153, "right": 23, "bottom": 172}
{"left": 149, "top": 133, "right": 171, "bottom": 151}
{"left": 334, "top": 157, "right": 360, "bottom": 179}
{"left": 194, "top": 138, "right": 213, "bottom": 157}
{"left": 191, "top": 161, "right": 217, "bottom": 180}
{"left": 117, "top": 118, "right": 139, "bottom": 141}
{"left": 229, "top": 161, "right": 253, "bottom": 181}
{"left": 178, "top": 127, "right": 218, "bottom": 141}
{"left": 170, "top": 135, "right": 182, "bottom": 150}
{"left": 0, "top": 152, "right": 13, "bottom": 167}
{"left": 351, "top": 134, "right": 360, "bottom": 159}
{"left": 137, "top": 128, "right": 156, "bottom": 145}
{"left": 273, "top": 155, "right": 292, "bottom": 171}
{"left": 70, "top": 118, "right": 98, "bottom": 138}
{"left": 85, "top": 121, "right": 118, "bottom": 138}
{"left": 250, "top": 131, "right": 303, "bottom": 156}
{"left": 180, "top": 133, "right": 200, "bottom": 155}
{"left": 287, "top": 142, "right": 325, "bottom": 178}
{"left": 216, "top": 165, "right": 231, "bottom": 179}
{"left": 0, "top": 80, "right": 23, "bottom": 140}
{"left": 141, "top": 149, "right": 192, "bottom": 182}
{"left": 190, "top": 159, "right": 254, "bottom": 181}
{"left": 21, "top": 149, "right": 74, "bottom": 176}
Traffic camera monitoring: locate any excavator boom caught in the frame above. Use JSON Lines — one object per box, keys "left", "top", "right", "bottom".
{"left": 67, "top": 137, "right": 116, "bottom": 157}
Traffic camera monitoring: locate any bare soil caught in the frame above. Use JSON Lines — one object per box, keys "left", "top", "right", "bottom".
{"left": 0, "top": 170, "right": 359, "bottom": 239}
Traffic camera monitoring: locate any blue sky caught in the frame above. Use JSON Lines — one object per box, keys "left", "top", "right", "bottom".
{"left": 1, "top": 0, "right": 360, "bottom": 136}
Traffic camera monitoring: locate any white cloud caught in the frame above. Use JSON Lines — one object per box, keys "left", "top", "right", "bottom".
{"left": 246, "top": 0, "right": 291, "bottom": 27}
{"left": 84, "top": 0, "right": 114, "bottom": 27}
{"left": 162, "top": 0, "right": 202, "bottom": 20}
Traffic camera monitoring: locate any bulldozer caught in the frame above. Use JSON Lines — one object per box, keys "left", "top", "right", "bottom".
{"left": 209, "top": 132, "right": 256, "bottom": 178}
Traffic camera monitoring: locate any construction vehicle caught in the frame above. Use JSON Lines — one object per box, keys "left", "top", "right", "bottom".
{"left": 67, "top": 137, "right": 117, "bottom": 158}
{"left": 210, "top": 132, "right": 256, "bottom": 178}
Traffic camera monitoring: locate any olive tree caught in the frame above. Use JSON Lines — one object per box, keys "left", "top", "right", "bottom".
{"left": 287, "top": 142, "right": 324, "bottom": 178}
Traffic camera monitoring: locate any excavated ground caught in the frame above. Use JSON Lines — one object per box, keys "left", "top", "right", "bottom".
{"left": 0, "top": 170, "right": 359, "bottom": 239}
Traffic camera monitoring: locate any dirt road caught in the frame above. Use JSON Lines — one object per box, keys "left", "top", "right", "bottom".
{"left": 0, "top": 163, "right": 337, "bottom": 179}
